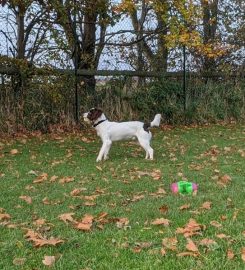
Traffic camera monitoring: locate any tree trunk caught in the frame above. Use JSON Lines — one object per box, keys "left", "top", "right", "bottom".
{"left": 202, "top": 0, "right": 219, "bottom": 73}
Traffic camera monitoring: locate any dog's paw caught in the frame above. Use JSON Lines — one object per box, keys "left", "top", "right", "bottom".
{"left": 96, "top": 157, "right": 102, "bottom": 162}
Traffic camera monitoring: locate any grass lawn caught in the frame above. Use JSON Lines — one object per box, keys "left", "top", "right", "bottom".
{"left": 0, "top": 124, "right": 244, "bottom": 270}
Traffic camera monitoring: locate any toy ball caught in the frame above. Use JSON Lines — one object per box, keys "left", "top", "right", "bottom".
{"left": 171, "top": 181, "right": 198, "bottom": 194}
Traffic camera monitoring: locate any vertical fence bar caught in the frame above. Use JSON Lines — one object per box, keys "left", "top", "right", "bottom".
{"left": 183, "top": 45, "right": 187, "bottom": 112}
{"left": 73, "top": 0, "right": 79, "bottom": 123}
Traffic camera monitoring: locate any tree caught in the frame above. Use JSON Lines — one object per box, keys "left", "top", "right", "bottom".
{"left": 36, "top": 0, "right": 115, "bottom": 95}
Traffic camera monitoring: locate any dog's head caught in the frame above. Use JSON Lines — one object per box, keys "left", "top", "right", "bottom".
{"left": 83, "top": 108, "right": 103, "bottom": 123}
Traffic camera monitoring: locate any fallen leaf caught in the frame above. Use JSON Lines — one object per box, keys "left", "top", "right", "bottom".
{"left": 50, "top": 175, "right": 59, "bottom": 182}
{"left": 159, "top": 205, "right": 169, "bottom": 213}
{"left": 186, "top": 238, "right": 199, "bottom": 252}
{"left": 116, "top": 218, "right": 129, "bottom": 229}
{"left": 210, "top": 220, "right": 222, "bottom": 228}
{"left": 84, "top": 202, "right": 96, "bottom": 206}
{"left": 74, "top": 214, "right": 94, "bottom": 231}
{"left": 33, "top": 173, "right": 48, "bottom": 183}
{"left": 151, "top": 218, "right": 170, "bottom": 226}
{"left": 242, "top": 247, "right": 245, "bottom": 262}
{"left": 232, "top": 209, "right": 239, "bottom": 221}
{"left": 70, "top": 189, "right": 81, "bottom": 197}
{"left": 58, "top": 213, "right": 75, "bottom": 223}
{"left": 176, "top": 218, "right": 204, "bottom": 238}
{"left": 19, "top": 196, "right": 32, "bottom": 204}
{"left": 156, "top": 187, "right": 166, "bottom": 194}
{"left": 217, "top": 174, "right": 232, "bottom": 187}
{"left": 132, "top": 195, "right": 145, "bottom": 202}
{"left": 0, "top": 213, "right": 11, "bottom": 221}
{"left": 216, "top": 233, "right": 230, "bottom": 239}
{"left": 96, "top": 166, "right": 103, "bottom": 171}
{"left": 160, "top": 248, "right": 166, "bottom": 256}
{"left": 42, "top": 256, "right": 56, "bottom": 267}
{"left": 179, "top": 204, "right": 190, "bottom": 210}
{"left": 227, "top": 249, "right": 235, "bottom": 260}
{"left": 177, "top": 252, "right": 199, "bottom": 257}
{"left": 200, "top": 201, "right": 212, "bottom": 210}
{"left": 10, "top": 149, "right": 18, "bottom": 155}
{"left": 162, "top": 237, "right": 178, "bottom": 251}
{"left": 13, "top": 258, "right": 26, "bottom": 266}
{"left": 33, "top": 218, "right": 46, "bottom": 226}
{"left": 27, "top": 170, "right": 39, "bottom": 176}
{"left": 199, "top": 238, "right": 219, "bottom": 250}
{"left": 59, "top": 176, "right": 74, "bottom": 184}
{"left": 25, "top": 229, "right": 64, "bottom": 247}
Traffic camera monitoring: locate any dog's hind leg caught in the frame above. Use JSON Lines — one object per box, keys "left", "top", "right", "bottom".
{"left": 138, "top": 137, "right": 154, "bottom": 160}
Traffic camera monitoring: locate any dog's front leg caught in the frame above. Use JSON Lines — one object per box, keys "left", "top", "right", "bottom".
{"left": 96, "top": 137, "right": 111, "bottom": 162}
{"left": 96, "top": 142, "right": 106, "bottom": 162}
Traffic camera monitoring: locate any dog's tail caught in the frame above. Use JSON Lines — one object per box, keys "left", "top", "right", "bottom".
{"left": 150, "top": 114, "right": 161, "bottom": 127}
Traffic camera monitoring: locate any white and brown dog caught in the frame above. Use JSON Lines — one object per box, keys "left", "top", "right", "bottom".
{"left": 83, "top": 108, "right": 161, "bottom": 162}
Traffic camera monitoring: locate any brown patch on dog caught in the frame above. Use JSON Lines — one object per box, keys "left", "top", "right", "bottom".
{"left": 87, "top": 108, "right": 103, "bottom": 121}
{"left": 143, "top": 123, "right": 150, "bottom": 133}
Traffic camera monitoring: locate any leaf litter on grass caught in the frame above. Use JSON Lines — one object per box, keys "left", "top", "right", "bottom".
{"left": 1, "top": 126, "right": 245, "bottom": 268}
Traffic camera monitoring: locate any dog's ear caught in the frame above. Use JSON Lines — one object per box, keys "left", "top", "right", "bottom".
{"left": 88, "top": 108, "right": 103, "bottom": 121}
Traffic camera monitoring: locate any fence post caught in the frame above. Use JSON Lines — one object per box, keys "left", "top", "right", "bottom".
{"left": 73, "top": 0, "right": 80, "bottom": 124}
{"left": 183, "top": 45, "right": 187, "bottom": 113}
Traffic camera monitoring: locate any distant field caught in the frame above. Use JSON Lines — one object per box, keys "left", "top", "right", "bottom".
{"left": 0, "top": 124, "right": 244, "bottom": 269}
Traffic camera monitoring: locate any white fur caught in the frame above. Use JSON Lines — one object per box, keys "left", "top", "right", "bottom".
{"left": 83, "top": 112, "right": 161, "bottom": 162}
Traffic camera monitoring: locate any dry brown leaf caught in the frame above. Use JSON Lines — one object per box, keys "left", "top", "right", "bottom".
{"left": 227, "top": 249, "right": 235, "bottom": 260}
{"left": 177, "top": 252, "right": 199, "bottom": 257}
{"left": 162, "top": 237, "right": 178, "bottom": 251}
{"left": 160, "top": 248, "right": 166, "bottom": 256}
{"left": 70, "top": 189, "right": 81, "bottom": 197}
{"left": 33, "top": 218, "right": 46, "bottom": 226}
{"left": 96, "top": 166, "right": 103, "bottom": 171}
{"left": 116, "top": 218, "right": 129, "bottom": 229}
{"left": 159, "top": 205, "right": 169, "bottom": 213}
{"left": 132, "top": 195, "right": 145, "bottom": 202}
{"left": 232, "top": 209, "right": 239, "bottom": 221}
{"left": 10, "top": 149, "right": 18, "bottom": 155}
{"left": 151, "top": 218, "right": 170, "bottom": 226}
{"left": 25, "top": 229, "right": 64, "bottom": 247}
{"left": 59, "top": 176, "right": 74, "bottom": 184}
{"left": 0, "top": 213, "right": 11, "bottom": 221}
{"left": 132, "top": 247, "right": 142, "bottom": 253}
{"left": 19, "top": 196, "right": 32, "bottom": 204}
{"left": 176, "top": 218, "right": 203, "bottom": 238}
{"left": 33, "top": 173, "right": 48, "bottom": 183}
{"left": 83, "top": 195, "right": 98, "bottom": 201}
{"left": 42, "top": 197, "right": 50, "bottom": 205}
{"left": 151, "top": 169, "right": 162, "bottom": 180}
{"left": 216, "top": 233, "right": 230, "bottom": 239}
{"left": 58, "top": 213, "right": 75, "bottom": 223}
{"left": 186, "top": 238, "right": 199, "bottom": 252}
{"left": 179, "top": 204, "right": 190, "bottom": 210}
{"left": 199, "top": 238, "right": 217, "bottom": 246}
{"left": 13, "top": 258, "right": 26, "bottom": 266}
{"left": 156, "top": 187, "right": 167, "bottom": 194}
{"left": 217, "top": 174, "right": 232, "bottom": 187}
{"left": 84, "top": 201, "right": 96, "bottom": 206}
{"left": 210, "top": 220, "right": 222, "bottom": 228}
{"left": 241, "top": 247, "right": 245, "bottom": 262}
{"left": 42, "top": 256, "right": 56, "bottom": 266}
{"left": 50, "top": 175, "right": 59, "bottom": 182}
{"left": 74, "top": 214, "right": 94, "bottom": 231}
{"left": 200, "top": 201, "right": 212, "bottom": 210}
